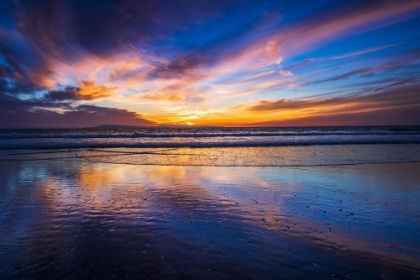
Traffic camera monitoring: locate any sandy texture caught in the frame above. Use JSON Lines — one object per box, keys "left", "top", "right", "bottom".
{"left": 0, "top": 156, "right": 419, "bottom": 279}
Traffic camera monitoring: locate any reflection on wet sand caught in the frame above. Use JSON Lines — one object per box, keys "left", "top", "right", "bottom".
{"left": 0, "top": 160, "right": 420, "bottom": 279}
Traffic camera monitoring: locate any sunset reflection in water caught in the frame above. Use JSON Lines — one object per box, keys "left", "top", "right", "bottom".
{"left": 0, "top": 160, "right": 420, "bottom": 279}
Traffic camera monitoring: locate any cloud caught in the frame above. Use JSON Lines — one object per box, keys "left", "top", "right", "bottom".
{"left": 149, "top": 0, "right": 420, "bottom": 103}
{"left": 244, "top": 84, "right": 420, "bottom": 125}
{"left": 148, "top": 55, "right": 209, "bottom": 80}
{"left": 265, "top": 40, "right": 282, "bottom": 64}
{"left": 4, "top": 0, "right": 419, "bottom": 88}
{"left": 304, "top": 58, "right": 420, "bottom": 86}
{"left": 0, "top": 77, "right": 154, "bottom": 128}
{"left": 0, "top": 77, "right": 41, "bottom": 96}
{"left": 246, "top": 105, "right": 420, "bottom": 126}
{"left": 279, "top": 70, "right": 293, "bottom": 77}
{"left": 43, "top": 86, "right": 80, "bottom": 101}
{"left": 140, "top": 83, "right": 206, "bottom": 103}
{"left": 214, "top": 0, "right": 420, "bottom": 81}
{"left": 0, "top": 0, "right": 419, "bottom": 126}
{"left": 76, "top": 80, "right": 116, "bottom": 100}
{"left": 373, "top": 79, "right": 415, "bottom": 92}
{"left": 43, "top": 83, "right": 114, "bottom": 102}
{"left": 37, "top": 81, "right": 115, "bottom": 101}
{"left": 1, "top": 0, "right": 244, "bottom": 85}
{"left": 267, "top": 0, "right": 420, "bottom": 56}
{"left": 0, "top": 0, "right": 264, "bottom": 107}
{"left": 282, "top": 43, "right": 403, "bottom": 72}
{"left": 141, "top": 90, "right": 186, "bottom": 102}
{"left": 0, "top": 99, "right": 155, "bottom": 128}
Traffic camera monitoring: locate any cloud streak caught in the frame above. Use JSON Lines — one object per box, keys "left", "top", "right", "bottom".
{"left": 241, "top": 84, "right": 420, "bottom": 125}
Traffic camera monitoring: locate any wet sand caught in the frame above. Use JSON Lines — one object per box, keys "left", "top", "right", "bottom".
{"left": 0, "top": 152, "right": 420, "bottom": 279}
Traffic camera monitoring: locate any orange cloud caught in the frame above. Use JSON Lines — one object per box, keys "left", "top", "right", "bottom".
{"left": 141, "top": 90, "right": 186, "bottom": 102}
{"left": 139, "top": 83, "right": 206, "bottom": 103}
{"left": 76, "top": 80, "right": 116, "bottom": 100}
{"left": 239, "top": 83, "right": 420, "bottom": 121}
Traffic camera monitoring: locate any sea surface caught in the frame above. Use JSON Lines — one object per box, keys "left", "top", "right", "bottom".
{"left": 1, "top": 126, "right": 420, "bottom": 166}
{"left": 0, "top": 126, "right": 420, "bottom": 279}
{"left": 1, "top": 126, "right": 420, "bottom": 149}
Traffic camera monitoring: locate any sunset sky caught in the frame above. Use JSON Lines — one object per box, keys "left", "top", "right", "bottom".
{"left": 1, "top": 0, "right": 420, "bottom": 127}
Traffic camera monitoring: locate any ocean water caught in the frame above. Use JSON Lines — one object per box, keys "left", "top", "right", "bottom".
{"left": 1, "top": 126, "right": 420, "bottom": 149}
{"left": 1, "top": 126, "right": 420, "bottom": 166}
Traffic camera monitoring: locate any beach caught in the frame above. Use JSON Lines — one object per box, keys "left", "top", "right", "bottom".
{"left": 1, "top": 146, "right": 420, "bottom": 279}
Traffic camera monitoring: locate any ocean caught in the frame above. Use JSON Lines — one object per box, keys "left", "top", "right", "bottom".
{"left": 1, "top": 126, "right": 420, "bottom": 166}
{"left": 1, "top": 126, "right": 420, "bottom": 149}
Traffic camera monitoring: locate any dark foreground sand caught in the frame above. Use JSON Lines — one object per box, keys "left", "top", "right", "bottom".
{"left": 0, "top": 152, "right": 419, "bottom": 279}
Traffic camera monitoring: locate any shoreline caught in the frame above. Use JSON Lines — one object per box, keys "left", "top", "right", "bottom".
{"left": 1, "top": 144, "right": 420, "bottom": 167}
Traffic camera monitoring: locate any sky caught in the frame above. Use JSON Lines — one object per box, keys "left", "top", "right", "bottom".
{"left": 0, "top": 0, "right": 420, "bottom": 128}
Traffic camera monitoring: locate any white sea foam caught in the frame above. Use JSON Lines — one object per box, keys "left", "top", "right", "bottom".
{"left": 1, "top": 126, "right": 419, "bottom": 149}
